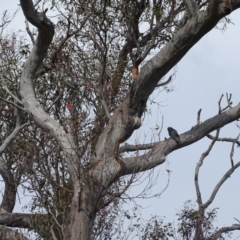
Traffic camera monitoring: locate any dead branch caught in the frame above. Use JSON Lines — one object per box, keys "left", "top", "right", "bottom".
{"left": 230, "top": 134, "right": 239, "bottom": 168}
{"left": 203, "top": 161, "right": 240, "bottom": 209}
{"left": 226, "top": 92, "right": 232, "bottom": 109}
{"left": 119, "top": 142, "right": 158, "bottom": 153}
{"left": 209, "top": 224, "right": 240, "bottom": 240}
{"left": 197, "top": 108, "right": 202, "bottom": 125}
{"left": 122, "top": 103, "right": 240, "bottom": 176}
{"left": 25, "top": 18, "right": 35, "bottom": 43}
{"left": 206, "top": 134, "right": 240, "bottom": 147}
{"left": 218, "top": 94, "right": 224, "bottom": 114}
{"left": 0, "top": 96, "right": 25, "bottom": 111}
{"left": 156, "top": 75, "right": 172, "bottom": 88}
{"left": 194, "top": 129, "right": 220, "bottom": 207}
{"left": 0, "top": 122, "right": 30, "bottom": 155}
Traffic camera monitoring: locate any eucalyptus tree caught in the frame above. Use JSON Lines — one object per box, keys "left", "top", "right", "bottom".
{"left": 0, "top": 0, "right": 240, "bottom": 239}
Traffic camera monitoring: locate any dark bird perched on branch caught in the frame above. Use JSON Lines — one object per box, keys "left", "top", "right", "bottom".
{"left": 168, "top": 127, "right": 180, "bottom": 144}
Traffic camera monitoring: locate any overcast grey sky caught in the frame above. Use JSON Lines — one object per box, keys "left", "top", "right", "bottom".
{"left": 1, "top": 1, "right": 240, "bottom": 239}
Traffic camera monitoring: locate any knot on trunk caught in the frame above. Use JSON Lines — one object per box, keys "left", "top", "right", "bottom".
{"left": 219, "top": 0, "right": 232, "bottom": 14}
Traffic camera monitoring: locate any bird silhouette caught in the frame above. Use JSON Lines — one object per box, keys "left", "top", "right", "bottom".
{"left": 167, "top": 127, "right": 180, "bottom": 144}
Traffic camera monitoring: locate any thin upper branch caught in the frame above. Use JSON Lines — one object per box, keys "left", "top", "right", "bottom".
{"left": 25, "top": 18, "right": 35, "bottom": 43}
{"left": 203, "top": 161, "right": 240, "bottom": 209}
{"left": 209, "top": 224, "right": 240, "bottom": 240}
{"left": 2, "top": 84, "right": 23, "bottom": 105}
{"left": 0, "top": 96, "right": 25, "bottom": 111}
{"left": 194, "top": 129, "right": 220, "bottom": 207}
{"left": 206, "top": 134, "right": 240, "bottom": 147}
{"left": 197, "top": 108, "right": 202, "bottom": 125}
{"left": 226, "top": 92, "right": 232, "bottom": 109}
{"left": 156, "top": 75, "right": 173, "bottom": 88}
{"left": 0, "top": 122, "right": 29, "bottom": 155}
{"left": 218, "top": 94, "right": 224, "bottom": 113}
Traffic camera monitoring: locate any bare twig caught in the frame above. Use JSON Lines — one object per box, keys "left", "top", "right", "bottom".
{"left": 99, "top": 180, "right": 132, "bottom": 210}
{"left": 156, "top": 75, "right": 172, "bottom": 88}
{"left": 226, "top": 92, "right": 232, "bottom": 109}
{"left": 94, "top": 85, "right": 110, "bottom": 119}
{"left": 46, "top": 90, "right": 64, "bottom": 112}
{"left": 50, "top": 225, "right": 59, "bottom": 240}
{"left": 218, "top": 94, "right": 224, "bottom": 114}
{"left": 0, "top": 96, "right": 25, "bottom": 111}
{"left": 234, "top": 217, "right": 240, "bottom": 224}
{"left": 230, "top": 134, "right": 240, "bottom": 168}
{"left": 197, "top": 108, "right": 202, "bottom": 125}
{"left": 206, "top": 134, "right": 240, "bottom": 147}
{"left": 48, "top": 209, "right": 64, "bottom": 235}
{"left": 0, "top": 9, "right": 19, "bottom": 35}
{"left": 203, "top": 161, "right": 240, "bottom": 209}
{"left": 2, "top": 84, "right": 23, "bottom": 105}
{"left": 0, "top": 122, "right": 30, "bottom": 155}
{"left": 194, "top": 129, "right": 220, "bottom": 207}
{"left": 25, "top": 18, "right": 35, "bottom": 43}
{"left": 217, "top": 93, "right": 232, "bottom": 114}
{"left": 34, "top": 0, "right": 42, "bottom": 7}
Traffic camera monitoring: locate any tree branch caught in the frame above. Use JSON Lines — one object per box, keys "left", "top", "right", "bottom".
{"left": 156, "top": 75, "right": 173, "bottom": 88}
{"left": 196, "top": 108, "right": 202, "bottom": 125}
{"left": 206, "top": 134, "right": 240, "bottom": 146}
{"left": 184, "top": 0, "right": 198, "bottom": 16}
{"left": 203, "top": 161, "right": 240, "bottom": 209}
{"left": 120, "top": 142, "right": 158, "bottom": 153}
{"left": 0, "top": 122, "right": 30, "bottom": 155}
{"left": 19, "top": 0, "right": 79, "bottom": 182}
{"left": 92, "top": 1, "right": 240, "bottom": 188}
{"left": 194, "top": 129, "right": 220, "bottom": 207}
{"left": 121, "top": 103, "right": 240, "bottom": 175}
{"left": 0, "top": 96, "right": 25, "bottom": 111}
{"left": 209, "top": 224, "right": 240, "bottom": 240}
{"left": 129, "top": 5, "right": 235, "bottom": 118}
{"left": 0, "top": 157, "right": 17, "bottom": 213}
{"left": 0, "top": 212, "right": 47, "bottom": 228}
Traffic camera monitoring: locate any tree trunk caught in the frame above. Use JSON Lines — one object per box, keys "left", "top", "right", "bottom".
{"left": 65, "top": 182, "right": 97, "bottom": 240}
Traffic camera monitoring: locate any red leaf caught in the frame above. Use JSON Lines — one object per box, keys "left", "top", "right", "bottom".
{"left": 66, "top": 103, "right": 73, "bottom": 110}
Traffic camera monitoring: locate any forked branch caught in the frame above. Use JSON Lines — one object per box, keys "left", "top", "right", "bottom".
{"left": 203, "top": 161, "right": 240, "bottom": 209}
{"left": 194, "top": 129, "right": 220, "bottom": 207}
